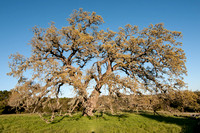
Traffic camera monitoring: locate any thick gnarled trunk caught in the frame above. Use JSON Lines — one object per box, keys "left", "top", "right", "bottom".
{"left": 83, "top": 59, "right": 111, "bottom": 116}
{"left": 83, "top": 89, "right": 101, "bottom": 116}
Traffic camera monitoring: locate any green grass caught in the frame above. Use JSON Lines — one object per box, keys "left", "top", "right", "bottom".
{"left": 0, "top": 112, "right": 199, "bottom": 133}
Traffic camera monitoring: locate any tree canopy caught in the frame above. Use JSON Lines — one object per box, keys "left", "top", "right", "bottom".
{"left": 8, "top": 9, "right": 187, "bottom": 119}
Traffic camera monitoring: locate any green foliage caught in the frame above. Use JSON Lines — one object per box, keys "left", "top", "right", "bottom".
{"left": 0, "top": 90, "right": 10, "bottom": 101}
{"left": 166, "top": 90, "right": 200, "bottom": 112}
{"left": 0, "top": 112, "right": 198, "bottom": 133}
{"left": 0, "top": 90, "right": 12, "bottom": 114}
{"left": 194, "top": 91, "right": 200, "bottom": 104}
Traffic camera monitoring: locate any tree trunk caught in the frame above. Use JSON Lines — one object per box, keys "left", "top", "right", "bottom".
{"left": 83, "top": 89, "right": 101, "bottom": 116}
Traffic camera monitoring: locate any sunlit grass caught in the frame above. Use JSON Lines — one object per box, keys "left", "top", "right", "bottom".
{"left": 0, "top": 112, "right": 198, "bottom": 133}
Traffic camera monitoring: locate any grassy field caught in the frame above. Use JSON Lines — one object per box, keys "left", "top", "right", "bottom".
{"left": 0, "top": 112, "right": 199, "bottom": 133}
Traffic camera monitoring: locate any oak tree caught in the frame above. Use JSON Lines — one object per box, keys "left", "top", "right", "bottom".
{"left": 8, "top": 9, "right": 187, "bottom": 119}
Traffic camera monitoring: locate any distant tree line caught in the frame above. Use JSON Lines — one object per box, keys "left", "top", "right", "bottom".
{"left": 1, "top": 89, "right": 200, "bottom": 115}
{"left": 96, "top": 89, "right": 200, "bottom": 114}
{"left": 0, "top": 90, "right": 15, "bottom": 114}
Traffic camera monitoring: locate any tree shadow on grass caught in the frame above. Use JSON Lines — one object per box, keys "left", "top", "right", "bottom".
{"left": 50, "top": 115, "right": 69, "bottom": 124}
{"left": 139, "top": 113, "right": 199, "bottom": 133}
{"left": 103, "top": 112, "right": 129, "bottom": 121}
{"left": 93, "top": 114, "right": 108, "bottom": 121}
{"left": 51, "top": 114, "right": 83, "bottom": 124}
{"left": 51, "top": 112, "right": 114, "bottom": 124}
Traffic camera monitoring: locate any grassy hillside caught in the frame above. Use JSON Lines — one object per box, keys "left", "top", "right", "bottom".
{"left": 0, "top": 112, "right": 199, "bottom": 133}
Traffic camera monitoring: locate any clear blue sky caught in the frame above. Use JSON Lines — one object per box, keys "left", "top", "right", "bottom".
{"left": 0, "top": 0, "right": 199, "bottom": 96}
